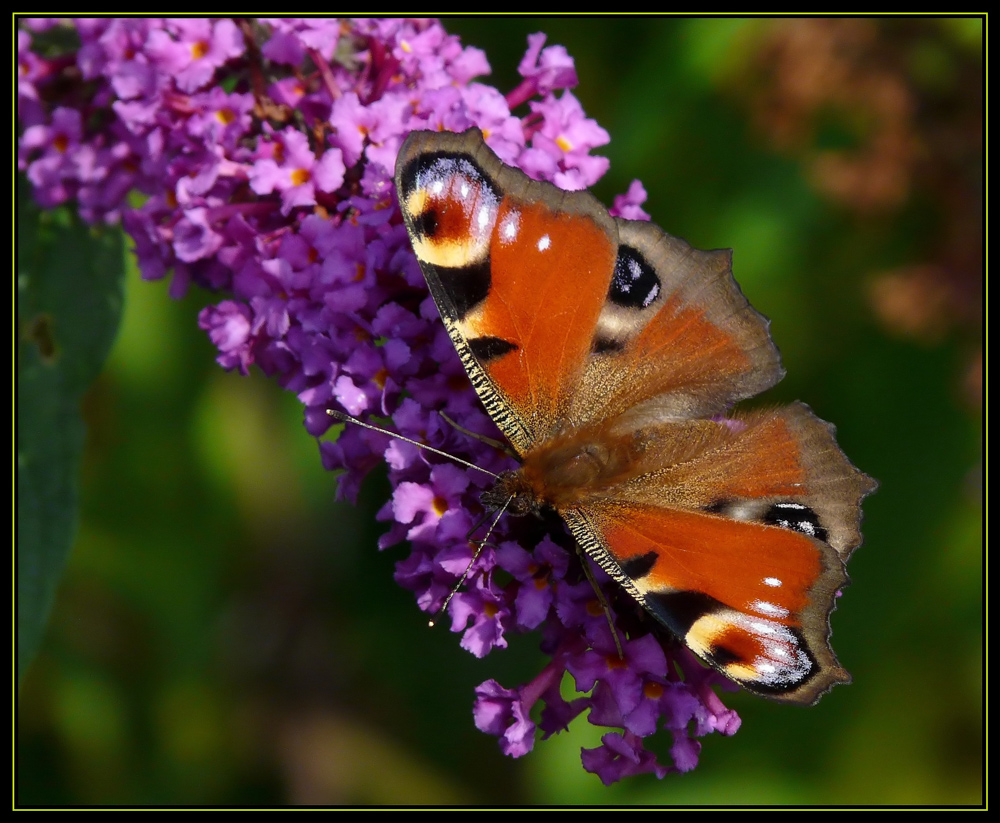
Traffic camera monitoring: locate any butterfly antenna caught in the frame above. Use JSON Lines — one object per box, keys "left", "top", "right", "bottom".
{"left": 576, "top": 544, "right": 625, "bottom": 659}
{"left": 428, "top": 495, "right": 512, "bottom": 628}
{"left": 327, "top": 409, "right": 500, "bottom": 479}
{"left": 438, "top": 411, "right": 519, "bottom": 459}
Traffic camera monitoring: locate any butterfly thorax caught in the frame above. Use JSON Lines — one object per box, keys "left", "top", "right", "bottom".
{"left": 481, "top": 423, "right": 646, "bottom": 516}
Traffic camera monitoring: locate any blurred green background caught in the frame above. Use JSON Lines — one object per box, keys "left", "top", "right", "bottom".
{"left": 17, "top": 18, "right": 982, "bottom": 805}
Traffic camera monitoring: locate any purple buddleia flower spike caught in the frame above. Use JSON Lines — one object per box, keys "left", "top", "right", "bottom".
{"left": 18, "top": 17, "right": 742, "bottom": 783}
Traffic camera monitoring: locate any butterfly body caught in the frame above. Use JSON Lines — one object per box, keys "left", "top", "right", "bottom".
{"left": 394, "top": 128, "right": 875, "bottom": 705}
{"left": 482, "top": 417, "right": 647, "bottom": 512}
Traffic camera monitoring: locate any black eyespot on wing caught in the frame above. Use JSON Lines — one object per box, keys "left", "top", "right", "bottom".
{"left": 468, "top": 335, "right": 518, "bottom": 363}
{"left": 643, "top": 590, "right": 724, "bottom": 639}
{"left": 432, "top": 259, "right": 492, "bottom": 319}
{"left": 609, "top": 245, "right": 661, "bottom": 310}
{"left": 711, "top": 627, "right": 820, "bottom": 697}
{"left": 411, "top": 208, "right": 440, "bottom": 240}
{"left": 397, "top": 152, "right": 490, "bottom": 203}
{"left": 396, "top": 156, "right": 420, "bottom": 202}
{"left": 703, "top": 500, "right": 729, "bottom": 514}
{"left": 763, "top": 502, "right": 828, "bottom": 543}
{"left": 619, "top": 551, "right": 658, "bottom": 581}
{"left": 705, "top": 642, "right": 743, "bottom": 668}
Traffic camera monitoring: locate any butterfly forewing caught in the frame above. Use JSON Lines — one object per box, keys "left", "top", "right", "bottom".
{"left": 396, "top": 129, "right": 618, "bottom": 454}
{"left": 572, "top": 220, "right": 785, "bottom": 428}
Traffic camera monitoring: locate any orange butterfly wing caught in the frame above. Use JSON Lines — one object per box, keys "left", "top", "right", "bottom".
{"left": 395, "top": 128, "right": 875, "bottom": 705}
{"left": 561, "top": 404, "right": 873, "bottom": 703}
{"left": 395, "top": 130, "right": 781, "bottom": 452}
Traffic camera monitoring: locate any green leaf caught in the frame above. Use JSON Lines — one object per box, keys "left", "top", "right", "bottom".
{"left": 16, "top": 177, "right": 125, "bottom": 682}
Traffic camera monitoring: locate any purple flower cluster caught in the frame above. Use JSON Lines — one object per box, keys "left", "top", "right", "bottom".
{"left": 18, "top": 18, "right": 742, "bottom": 784}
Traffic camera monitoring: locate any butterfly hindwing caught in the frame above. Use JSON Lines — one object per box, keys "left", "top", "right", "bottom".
{"left": 561, "top": 403, "right": 875, "bottom": 704}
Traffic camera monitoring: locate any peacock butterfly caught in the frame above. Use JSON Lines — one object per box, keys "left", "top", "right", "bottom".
{"left": 393, "top": 128, "right": 876, "bottom": 705}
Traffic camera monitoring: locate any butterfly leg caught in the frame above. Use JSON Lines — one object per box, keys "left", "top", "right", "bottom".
{"left": 575, "top": 543, "right": 625, "bottom": 659}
